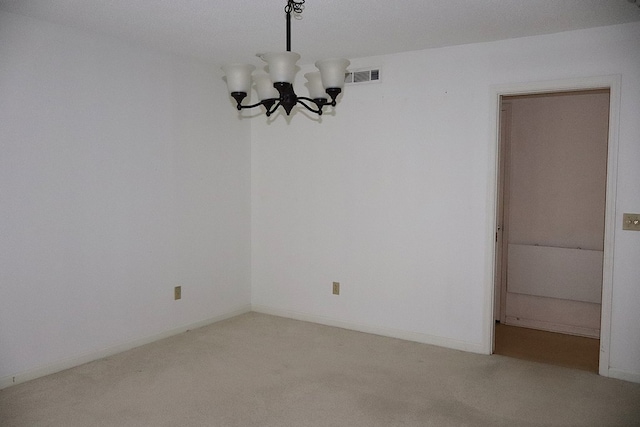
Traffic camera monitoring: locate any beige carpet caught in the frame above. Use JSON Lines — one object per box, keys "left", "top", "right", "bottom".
{"left": 1, "top": 312, "right": 639, "bottom": 426}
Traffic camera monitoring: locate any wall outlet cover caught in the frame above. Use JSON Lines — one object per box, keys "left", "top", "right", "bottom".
{"left": 623, "top": 213, "right": 640, "bottom": 231}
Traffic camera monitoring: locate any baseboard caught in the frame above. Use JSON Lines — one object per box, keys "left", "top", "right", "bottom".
{"left": 504, "top": 315, "right": 600, "bottom": 338}
{"left": 0, "top": 304, "right": 252, "bottom": 390}
{"left": 251, "top": 305, "right": 486, "bottom": 354}
{"left": 607, "top": 367, "right": 640, "bottom": 384}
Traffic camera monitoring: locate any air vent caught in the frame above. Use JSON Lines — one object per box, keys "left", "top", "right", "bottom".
{"left": 345, "top": 68, "right": 381, "bottom": 85}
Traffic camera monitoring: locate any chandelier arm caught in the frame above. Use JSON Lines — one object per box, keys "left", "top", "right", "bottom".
{"left": 325, "top": 87, "right": 342, "bottom": 107}
{"left": 265, "top": 100, "right": 284, "bottom": 117}
{"left": 262, "top": 99, "right": 277, "bottom": 112}
{"left": 236, "top": 99, "right": 272, "bottom": 110}
{"left": 230, "top": 94, "right": 280, "bottom": 114}
{"left": 297, "top": 96, "right": 326, "bottom": 106}
{"left": 296, "top": 98, "right": 324, "bottom": 115}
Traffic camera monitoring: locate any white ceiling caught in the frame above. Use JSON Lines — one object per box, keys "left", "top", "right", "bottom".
{"left": 1, "top": 0, "right": 639, "bottom": 66}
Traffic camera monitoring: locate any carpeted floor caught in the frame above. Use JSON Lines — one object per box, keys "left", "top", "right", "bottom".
{"left": 1, "top": 312, "right": 639, "bottom": 426}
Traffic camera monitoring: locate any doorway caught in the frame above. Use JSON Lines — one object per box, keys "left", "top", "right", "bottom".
{"left": 493, "top": 88, "right": 611, "bottom": 372}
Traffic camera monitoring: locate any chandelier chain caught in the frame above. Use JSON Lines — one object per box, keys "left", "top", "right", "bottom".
{"left": 284, "top": 0, "right": 305, "bottom": 15}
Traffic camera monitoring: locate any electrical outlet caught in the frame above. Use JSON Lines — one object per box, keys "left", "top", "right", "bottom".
{"left": 623, "top": 213, "right": 640, "bottom": 231}
{"left": 332, "top": 282, "right": 340, "bottom": 295}
{"left": 174, "top": 286, "right": 182, "bottom": 300}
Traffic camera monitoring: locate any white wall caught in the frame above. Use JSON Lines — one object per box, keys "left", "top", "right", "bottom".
{"left": 0, "top": 11, "right": 252, "bottom": 386}
{"left": 251, "top": 22, "right": 640, "bottom": 381}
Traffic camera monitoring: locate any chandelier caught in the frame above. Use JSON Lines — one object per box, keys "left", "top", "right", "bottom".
{"left": 221, "top": 0, "right": 350, "bottom": 117}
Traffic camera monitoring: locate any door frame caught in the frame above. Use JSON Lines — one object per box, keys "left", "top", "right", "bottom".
{"left": 494, "top": 101, "right": 512, "bottom": 326}
{"left": 485, "top": 75, "right": 620, "bottom": 377}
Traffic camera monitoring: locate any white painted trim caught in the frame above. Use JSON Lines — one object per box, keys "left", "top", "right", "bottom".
{"left": 252, "top": 305, "right": 486, "bottom": 354}
{"left": 608, "top": 368, "right": 640, "bottom": 384}
{"left": 486, "top": 75, "right": 621, "bottom": 378}
{"left": 489, "top": 76, "right": 616, "bottom": 97}
{"left": 0, "top": 305, "right": 252, "bottom": 390}
{"left": 483, "top": 86, "right": 503, "bottom": 355}
{"left": 599, "top": 75, "right": 620, "bottom": 379}
{"left": 504, "top": 316, "right": 600, "bottom": 339}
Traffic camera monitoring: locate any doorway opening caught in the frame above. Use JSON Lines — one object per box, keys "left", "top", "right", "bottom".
{"left": 492, "top": 88, "right": 611, "bottom": 373}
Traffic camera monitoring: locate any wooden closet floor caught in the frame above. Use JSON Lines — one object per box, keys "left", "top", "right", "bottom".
{"left": 494, "top": 323, "right": 599, "bottom": 373}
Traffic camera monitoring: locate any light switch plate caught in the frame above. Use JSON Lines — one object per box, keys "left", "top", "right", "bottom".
{"left": 622, "top": 213, "right": 640, "bottom": 231}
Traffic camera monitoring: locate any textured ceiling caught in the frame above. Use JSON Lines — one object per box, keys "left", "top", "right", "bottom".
{"left": 1, "top": 0, "right": 639, "bottom": 66}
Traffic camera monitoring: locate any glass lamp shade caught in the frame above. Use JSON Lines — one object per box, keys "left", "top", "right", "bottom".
{"left": 253, "top": 72, "right": 279, "bottom": 101}
{"left": 304, "top": 72, "right": 327, "bottom": 99}
{"left": 315, "top": 58, "right": 350, "bottom": 89}
{"left": 221, "top": 64, "right": 255, "bottom": 94}
{"left": 261, "top": 52, "right": 301, "bottom": 84}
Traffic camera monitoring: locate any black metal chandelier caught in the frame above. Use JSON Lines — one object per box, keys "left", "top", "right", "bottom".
{"left": 221, "top": 0, "right": 350, "bottom": 117}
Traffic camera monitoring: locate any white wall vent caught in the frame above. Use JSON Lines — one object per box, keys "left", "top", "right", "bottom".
{"left": 345, "top": 68, "right": 381, "bottom": 85}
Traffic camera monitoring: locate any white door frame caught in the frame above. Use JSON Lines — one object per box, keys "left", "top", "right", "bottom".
{"left": 485, "top": 75, "right": 620, "bottom": 377}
